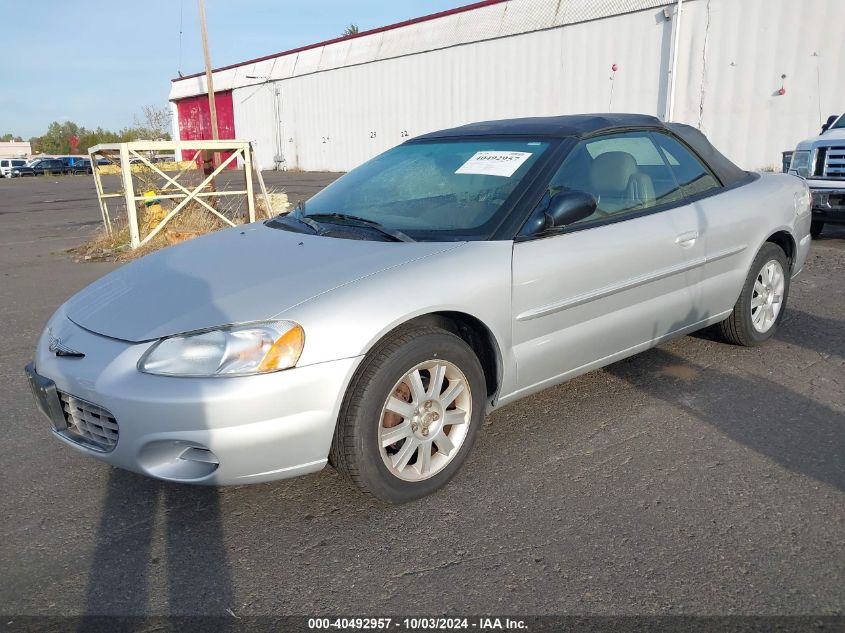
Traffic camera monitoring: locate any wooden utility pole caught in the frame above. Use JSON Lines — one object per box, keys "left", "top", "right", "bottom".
{"left": 197, "top": 0, "right": 219, "bottom": 206}
{"left": 198, "top": 0, "right": 219, "bottom": 141}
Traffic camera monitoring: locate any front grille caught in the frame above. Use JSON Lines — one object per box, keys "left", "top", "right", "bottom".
{"left": 58, "top": 393, "right": 119, "bottom": 452}
{"left": 823, "top": 146, "right": 845, "bottom": 178}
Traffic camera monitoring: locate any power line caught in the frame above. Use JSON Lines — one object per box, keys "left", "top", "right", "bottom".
{"left": 178, "top": 0, "right": 184, "bottom": 76}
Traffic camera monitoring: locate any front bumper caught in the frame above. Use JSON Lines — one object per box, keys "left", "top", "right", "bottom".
{"left": 29, "top": 309, "right": 362, "bottom": 485}
{"left": 806, "top": 180, "right": 845, "bottom": 223}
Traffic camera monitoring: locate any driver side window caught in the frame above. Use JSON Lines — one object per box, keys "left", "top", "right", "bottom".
{"left": 541, "top": 132, "right": 685, "bottom": 225}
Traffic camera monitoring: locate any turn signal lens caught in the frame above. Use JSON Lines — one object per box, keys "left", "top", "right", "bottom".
{"left": 258, "top": 324, "right": 305, "bottom": 372}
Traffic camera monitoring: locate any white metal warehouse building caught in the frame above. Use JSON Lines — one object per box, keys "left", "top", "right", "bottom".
{"left": 169, "top": 0, "right": 845, "bottom": 172}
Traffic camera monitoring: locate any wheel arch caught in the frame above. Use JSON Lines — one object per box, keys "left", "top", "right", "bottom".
{"left": 721, "top": 228, "right": 797, "bottom": 323}
{"left": 407, "top": 311, "right": 502, "bottom": 403}
{"left": 764, "top": 229, "right": 796, "bottom": 271}
{"left": 359, "top": 310, "right": 503, "bottom": 405}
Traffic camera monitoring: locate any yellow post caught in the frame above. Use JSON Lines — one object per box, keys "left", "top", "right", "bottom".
{"left": 143, "top": 191, "right": 166, "bottom": 231}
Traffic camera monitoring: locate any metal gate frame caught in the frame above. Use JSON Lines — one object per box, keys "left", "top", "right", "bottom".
{"left": 89, "top": 140, "right": 271, "bottom": 249}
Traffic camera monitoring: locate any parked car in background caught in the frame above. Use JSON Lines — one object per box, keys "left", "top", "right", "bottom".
{"left": 10, "top": 163, "right": 35, "bottom": 177}
{"left": 59, "top": 156, "right": 87, "bottom": 171}
{"left": 788, "top": 111, "right": 845, "bottom": 237}
{"left": 0, "top": 158, "right": 28, "bottom": 178}
{"left": 26, "top": 114, "right": 812, "bottom": 503}
{"left": 70, "top": 158, "right": 93, "bottom": 175}
{"left": 26, "top": 159, "right": 66, "bottom": 176}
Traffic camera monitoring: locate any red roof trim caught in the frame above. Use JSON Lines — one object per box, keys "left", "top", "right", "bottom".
{"left": 172, "top": 0, "right": 507, "bottom": 83}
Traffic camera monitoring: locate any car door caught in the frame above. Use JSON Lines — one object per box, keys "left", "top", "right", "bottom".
{"left": 510, "top": 131, "right": 706, "bottom": 395}
{"left": 650, "top": 132, "right": 744, "bottom": 318}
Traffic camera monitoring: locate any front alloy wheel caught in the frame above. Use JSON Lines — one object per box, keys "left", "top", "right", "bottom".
{"left": 378, "top": 359, "right": 472, "bottom": 482}
{"left": 331, "top": 325, "right": 485, "bottom": 503}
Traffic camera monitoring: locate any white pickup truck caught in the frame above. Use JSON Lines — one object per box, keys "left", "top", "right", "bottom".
{"left": 788, "top": 112, "right": 845, "bottom": 238}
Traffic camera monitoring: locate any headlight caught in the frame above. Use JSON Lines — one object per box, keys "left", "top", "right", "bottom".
{"left": 794, "top": 184, "right": 812, "bottom": 216}
{"left": 789, "top": 150, "right": 811, "bottom": 178}
{"left": 138, "top": 321, "right": 305, "bottom": 377}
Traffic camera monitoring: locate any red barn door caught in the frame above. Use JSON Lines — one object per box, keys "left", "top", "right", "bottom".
{"left": 175, "top": 91, "right": 236, "bottom": 168}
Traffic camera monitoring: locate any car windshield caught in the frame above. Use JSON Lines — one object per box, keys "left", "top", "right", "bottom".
{"left": 291, "top": 139, "right": 551, "bottom": 240}
{"left": 831, "top": 113, "right": 845, "bottom": 130}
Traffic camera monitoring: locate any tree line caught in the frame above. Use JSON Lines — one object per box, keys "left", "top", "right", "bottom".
{"left": 4, "top": 105, "right": 173, "bottom": 155}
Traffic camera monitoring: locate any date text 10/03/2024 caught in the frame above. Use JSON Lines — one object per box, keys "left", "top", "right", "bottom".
{"left": 307, "top": 617, "right": 528, "bottom": 630}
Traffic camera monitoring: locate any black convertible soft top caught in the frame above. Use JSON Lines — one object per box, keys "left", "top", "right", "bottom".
{"left": 416, "top": 114, "right": 748, "bottom": 187}
{"left": 665, "top": 122, "right": 748, "bottom": 187}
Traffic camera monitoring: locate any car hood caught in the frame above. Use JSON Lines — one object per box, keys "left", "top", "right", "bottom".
{"left": 65, "top": 222, "right": 460, "bottom": 342}
{"left": 796, "top": 127, "right": 845, "bottom": 149}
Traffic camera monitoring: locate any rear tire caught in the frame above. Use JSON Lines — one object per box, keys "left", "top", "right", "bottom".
{"left": 716, "top": 243, "right": 789, "bottom": 346}
{"left": 810, "top": 220, "right": 824, "bottom": 238}
{"left": 330, "top": 325, "right": 486, "bottom": 503}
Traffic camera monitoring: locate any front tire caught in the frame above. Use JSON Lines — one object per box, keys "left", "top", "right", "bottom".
{"left": 331, "top": 325, "right": 486, "bottom": 503}
{"left": 716, "top": 243, "right": 789, "bottom": 346}
{"left": 810, "top": 220, "right": 824, "bottom": 239}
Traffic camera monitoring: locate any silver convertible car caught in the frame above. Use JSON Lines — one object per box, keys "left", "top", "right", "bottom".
{"left": 27, "top": 114, "right": 812, "bottom": 503}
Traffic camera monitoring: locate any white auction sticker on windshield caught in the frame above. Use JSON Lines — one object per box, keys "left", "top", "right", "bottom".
{"left": 455, "top": 151, "right": 533, "bottom": 177}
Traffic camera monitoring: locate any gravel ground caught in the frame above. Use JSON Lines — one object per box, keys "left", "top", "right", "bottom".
{"left": 0, "top": 173, "right": 842, "bottom": 618}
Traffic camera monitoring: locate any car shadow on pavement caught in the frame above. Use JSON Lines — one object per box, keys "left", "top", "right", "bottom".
{"left": 79, "top": 469, "right": 233, "bottom": 625}
{"left": 691, "top": 309, "right": 845, "bottom": 359}
{"left": 776, "top": 308, "right": 845, "bottom": 358}
{"left": 77, "top": 252, "right": 239, "bottom": 628}
{"left": 605, "top": 345, "right": 845, "bottom": 493}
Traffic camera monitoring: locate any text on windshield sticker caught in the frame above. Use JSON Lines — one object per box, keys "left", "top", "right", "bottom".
{"left": 455, "top": 151, "right": 533, "bottom": 178}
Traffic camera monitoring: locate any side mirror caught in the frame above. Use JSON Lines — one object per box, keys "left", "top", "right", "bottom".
{"left": 821, "top": 114, "right": 837, "bottom": 133}
{"left": 545, "top": 191, "right": 598, "bottom": 228}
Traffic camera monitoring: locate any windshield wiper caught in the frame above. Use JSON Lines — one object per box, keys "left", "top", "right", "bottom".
{"left": 289, "top": 213, "right": 322, "bottom": 233}
{"left": 306, "top": 213, "right": 416, "bottom": 242}
{"left": 269, "top": 213, "right": 320, "bottom": 234}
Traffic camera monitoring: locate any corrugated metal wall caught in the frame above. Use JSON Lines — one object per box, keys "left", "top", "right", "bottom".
{"left": 174, "top": 0, "right": 845, "bottom": 171}
{"left": 675, "top": 0, "right": 845, "bottom": 170}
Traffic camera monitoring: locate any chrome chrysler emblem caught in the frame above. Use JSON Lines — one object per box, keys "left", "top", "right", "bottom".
{"left": 48, "top": 328, "right": 85, "bottom": 358}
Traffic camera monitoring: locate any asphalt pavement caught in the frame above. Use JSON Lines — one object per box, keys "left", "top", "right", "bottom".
{"left": 0, "top": 173, "right": 842, "bottom": 618}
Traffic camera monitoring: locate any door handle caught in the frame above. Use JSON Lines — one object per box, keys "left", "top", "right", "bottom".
{"left": 675, "top": 231, "right": 699, "bottom": 248}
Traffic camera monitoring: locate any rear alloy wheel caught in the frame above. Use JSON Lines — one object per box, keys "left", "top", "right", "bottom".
{"left": 331, "top": 326, "right": 485, "bottom": 503}
{"left": 717, "top": 243, "right": 790, "bottom": 346}
{"left": 750, "top": 259, "right": 785, "bottom": 334}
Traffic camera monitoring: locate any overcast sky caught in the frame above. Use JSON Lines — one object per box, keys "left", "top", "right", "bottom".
{"left": 1, "top": 0, "right": 462, "bottom": 139}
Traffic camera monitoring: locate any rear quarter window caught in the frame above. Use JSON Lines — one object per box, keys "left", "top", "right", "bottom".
{"left": 652, "top": 133, "right": 721, "bottom": 198}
